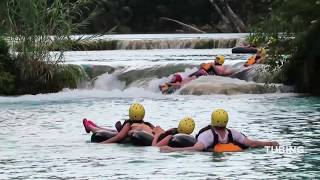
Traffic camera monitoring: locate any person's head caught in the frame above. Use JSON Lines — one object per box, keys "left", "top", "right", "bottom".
{"left": 170, "top": 74, "right": 182, "bottom": 83}
{"left": 211, "top": 109, "right": 228, "bottom": 129}
{"left": 257, "top": 48, "right": 266, "bottom": 58}
{"left": 159, "top": 83, "right": 169, "bottom": 92}
{"left": 129, "top": 103, "right": 145, "bottom": 122}
{"left": 214, "top": 55, "right": 225, "bottom": 65}
{"left": 177, "top": 117, "right": 195, "bottom": 134}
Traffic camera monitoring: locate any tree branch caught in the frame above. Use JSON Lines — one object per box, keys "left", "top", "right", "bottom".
{"left": 160, "top": 17, "right": 206, "bottom": 33}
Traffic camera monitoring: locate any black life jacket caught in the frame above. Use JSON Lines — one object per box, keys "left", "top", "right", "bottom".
{"left": 196, "top": 125, "right": 248, "bottom": 150}
{"left": 157, "top": 128, "right": 179, "bottom": 142}
{"left": 118, "top": 120, "right": 155, "bottom": 132}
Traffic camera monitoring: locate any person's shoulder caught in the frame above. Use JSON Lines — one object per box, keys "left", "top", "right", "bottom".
{"left": 200, "top": 128, "right": 213, "bottom": 135}
{"left": 229, "top": 129, "right": 243, "bottom": 135}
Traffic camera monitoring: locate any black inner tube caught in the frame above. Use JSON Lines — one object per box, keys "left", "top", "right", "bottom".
{"left": 232, "top": 47, "right": 258, "bottom": 54}
{"left": 91, "top": 130, "right": 116, "bottom": 143}
{"left": 90, "top": 130, "right": 154, "bottom": 146}
{"left": 130, "top": 131, "right": 154, "bottom": 146}
{"left": 168, "top": 134, "right": 196, "bottom": 147}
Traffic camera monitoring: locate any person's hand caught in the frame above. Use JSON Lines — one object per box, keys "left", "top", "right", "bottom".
{"left": 160, "top": 146, "right": 174, "bottom": 152}
{"left": 153, "top": 126, "right": 164, "bottom": 135}
{"left": 271, "top": 141, "right": 280, "bottom": 147}
{"left": 128, "top": 130, "right": 134, "bottom": 136}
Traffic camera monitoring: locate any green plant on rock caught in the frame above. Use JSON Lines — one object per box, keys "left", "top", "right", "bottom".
{"left": 2, "top": 0, "right": 88, "bottom": 94}
{"left": 52, "top": 64, "right": 88, "bottom": 91}
{"left": 249, "top": 0, "right": 320, "bottom": 94}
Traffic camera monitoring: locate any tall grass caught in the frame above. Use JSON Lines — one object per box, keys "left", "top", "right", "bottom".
{"left": 2, "top": 0, "right": 87, "bottom": 94}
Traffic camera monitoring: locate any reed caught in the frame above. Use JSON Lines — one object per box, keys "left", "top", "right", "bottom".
{"left": 1, "top": 0, "right": 87, "bottom": 94}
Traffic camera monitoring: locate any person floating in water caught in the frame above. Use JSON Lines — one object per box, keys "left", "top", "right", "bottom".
{"left": 244, "top": 48, "right": 267, "bottom": 67}
{"left": 152, "top": 117, "right": 195, "bottom": 147}
{"left": 188, "top": 55, "right": 237, "bottom": 77}
{"left": 83, "top": 103, "right": 156, "bottom": 144}
{"left": 159, "top": 73, "right": 197, "bottom": 94}
{"left": 160, "top": 109, "right": 279, "bottom": 152}
{"left": 159, "top": 74, "right": 183, "bottom": 94}
{"left": 159, "top": 55, "right": 238, "bottom": 94}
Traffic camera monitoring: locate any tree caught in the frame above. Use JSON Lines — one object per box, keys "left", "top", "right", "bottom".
{"left": 250, "top": 0, "right": 320, "bottom": 94}
{"left": 209, "top": 0, "right": 247, "bottom": 32}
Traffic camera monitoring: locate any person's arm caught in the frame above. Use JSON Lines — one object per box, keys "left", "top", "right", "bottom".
{"left": 224, "top": 67, "right": 239, "bottom": 76}
{"left": 151, "top": 126, "right": 165, "bottom": 146}
{"left": 100, "top": 123, "right": 130, "bottom": 144}
{"left": 242, "top": 137, "right": 279, "bottom": 148}
{"left": 160, "top": 142, "right": 206, "bottom": 152}
{"left": 155, "top": 135, "right": 172, "bottom": 147}
{"left": 166, "top": 82, "right": 182, "bottom": 88}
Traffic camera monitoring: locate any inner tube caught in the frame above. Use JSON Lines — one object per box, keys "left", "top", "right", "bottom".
{"left": 232, "top": 47, "right": 258, "bottom": 54}
{"left": 90, "top": 130, "right": 145, "bottom": 144}
{"left": 91, "top": 130, "right": 116, "bottom": 143}
{"left": 168, "top": 134, "right": 196, "bottom": 148}
{"left": 213, "top": 143, "right": 243, "bottom": 153}
{"left": 130, "top": 131, "right": 154, "bottom": 146}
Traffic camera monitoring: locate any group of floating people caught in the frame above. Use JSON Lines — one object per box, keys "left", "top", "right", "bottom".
{"left": 159, "top": 47, "right": 267, "bottom": 94}
{"left": 83, "top": 103, "right": 279, "bottom": 153}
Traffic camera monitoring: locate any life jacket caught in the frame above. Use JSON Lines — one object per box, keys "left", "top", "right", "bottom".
{"left": 244, "top": 55, "right": 261, "bottom": 67}
{"left": 201, "top": 63, "right": 213, "bottom": 71}
{"left": 157, "top": 128, "right": 179, "bottom": 142}
{"left": 196, "top": 125, "right": 248, "bottom": 152}
{"left": 117, "top": 120, "right": 155, "bottom": 132}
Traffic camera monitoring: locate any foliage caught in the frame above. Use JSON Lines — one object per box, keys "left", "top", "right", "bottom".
{"left": 69, "top": 0, "right": 272, "bottom": 33}
{"left": 0, "top": 0, "right": 88, "bottom": 95}
{"left": 249, "top": 0, "right": 320, "bottom": 94}
{"left": 285, "top": 22, "right": 320, "bottom": 94}
{"left": 4, "top": 0, "right": 70, "bottom": 87}
{"left": 0, "top": 38, "right": 16, "bottom": 95}
{"left": 48, "top": 64, "right": 88, "bottom": 92}
{"left": 0, "top": 71, "right": 15, "bottom": 95}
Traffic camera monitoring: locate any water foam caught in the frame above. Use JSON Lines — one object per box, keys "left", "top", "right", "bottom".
{"left": 178, "top": 76, "right": 290, "bottom": 95}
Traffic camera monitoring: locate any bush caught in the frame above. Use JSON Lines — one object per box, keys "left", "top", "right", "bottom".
{"left": 0, "top": 71, "right": 15, "bottom": 95}
{"left": 0, "top": 38, "right": 9, "bottom": 55}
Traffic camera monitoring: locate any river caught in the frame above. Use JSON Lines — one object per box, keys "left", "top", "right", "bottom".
{"left": 0, "top": 34, "right": 319, "bottom": 179}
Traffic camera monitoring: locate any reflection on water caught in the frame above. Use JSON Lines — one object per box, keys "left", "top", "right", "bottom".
{"left": 0, "top": 93, "right": 319, "bottom": 179}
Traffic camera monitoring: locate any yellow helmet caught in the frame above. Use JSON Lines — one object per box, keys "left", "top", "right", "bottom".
{"left": 177, "top": 117, "right": 195, "bottom": 134}
{"left": 258, "top": 48, "right": 267, "bottom": 58}
{"left": 211, "top": 109, "right": 228, "bottom": 127}
{"left": 129, "top": 103, "right": 145, "bottom": 121}
{"left": 215, "top": 55, "right": 225, "bottom": 65}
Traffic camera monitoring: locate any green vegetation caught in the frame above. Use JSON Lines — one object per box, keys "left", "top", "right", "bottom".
{"left": 68, "top": 0, "right": 272, "bottom": 33}
{"left": 1, "top": 0, "right": 319, "bottom": 95}
{"left": 0, "top": 38, "right": 16, "bottom": 95}
{"left": 249, "top": 0, "right": 320, "bottom": 94}
{"left": 0, "top": 0, "right": 86, "bottom": 95}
